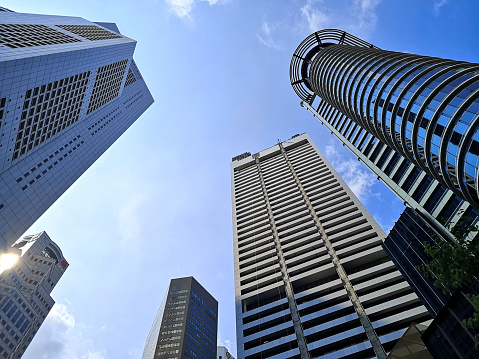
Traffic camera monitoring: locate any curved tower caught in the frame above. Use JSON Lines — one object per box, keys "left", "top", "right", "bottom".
{"left": 290, "top": 29, "right": 479, "bottom": 208}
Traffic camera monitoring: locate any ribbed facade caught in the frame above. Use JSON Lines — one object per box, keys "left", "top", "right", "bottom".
{"left": 290, "top": 29, "right": 479, "bottom": 242}
{"left": 231, "top": 134, "right": 430, "bottom": 359}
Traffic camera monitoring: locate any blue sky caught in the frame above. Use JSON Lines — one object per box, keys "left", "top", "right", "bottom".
{"left": 2, "top": 0, "right": 478, "bottom": 358}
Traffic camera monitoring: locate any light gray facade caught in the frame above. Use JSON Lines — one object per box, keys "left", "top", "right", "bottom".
{"left": 0, "top": 231, "right": 68, "bottom": 358}
{"left": 231, "top": 134, "right": 430, "bottom": 359}
{"left": 217, "top": 345, "right": 235, "bottom": 359}
{"left": 0, "top": 10, "right": 154, "bottom": 250}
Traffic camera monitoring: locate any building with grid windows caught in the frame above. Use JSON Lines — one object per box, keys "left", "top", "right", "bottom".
{"left": 383, "top": 207, "right": 479, "bottom": 357}
{"left": 217, "top": 345, "right": 235, "bottom": 359}
{"left": 0, "top": 231, "right": 68, "bottom": 358}
{"left": 289, "top": 29, "right": 479, "bottom": 243}
{"left": 142, "top": 276, "right": 218, "bottom": 359}
{"left": 0, "top": 10, "right": 154, "bottom": 250}
{"left": 231, "top": 133, "right": 431, "bottom": 359}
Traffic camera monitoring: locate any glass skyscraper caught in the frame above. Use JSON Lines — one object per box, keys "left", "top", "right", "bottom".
{"left": 0, "top": 231, "right": 68, "bottom": 358}
{"left": 0, "top": 10, "right": 154, "bottom": 250}
{"left": 142, "top": 277, "right": 218, "bottom": 359}
{"left": 231, "top": 134, "right": 430, "bottom": 359}
{"left": 289, "top": 29, "right": 478, "bottom": 241}
{"left": 289, "top": 29, "right": 479, "bottom": 357}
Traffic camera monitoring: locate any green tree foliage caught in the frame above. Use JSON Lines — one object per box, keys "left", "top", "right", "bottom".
{"left": 419, "top": 215, "right": 479, "bottom": 345}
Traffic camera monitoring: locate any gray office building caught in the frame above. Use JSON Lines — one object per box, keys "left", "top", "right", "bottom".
{"left": 142, "top": 277, "right": 218, "bottom": 359}
{"left": 231, "top": 133, "right": 430, "bottom": 359}
{"left": 0, "top": 9, "right": 153, "bottom": 250}
{"left": 289, "top": 29, "right": 479, "bottom": 241}
{"left": 0, "top": 231, "right": 68, "bottom": 358}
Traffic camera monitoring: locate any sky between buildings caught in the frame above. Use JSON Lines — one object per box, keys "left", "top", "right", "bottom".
{"left": 1, "top": 0, "right": 478, "bottom": 358}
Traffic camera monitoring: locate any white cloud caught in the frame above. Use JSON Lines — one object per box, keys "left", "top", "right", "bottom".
{"left": 23, "top": 304, "right": 74, "bottom": 358}
{"left": 118, "top": 193, "right": 147, "bottom": 254}
{"left": 23, "top": 303, "right": 106, "bottom": 359}
{"left": 164, "top": 0, "right": 227, "bottom": 21}
{"left": 300, "top": 0, "right": 383, "bottom": 39}
{"left": 300, "top": 0, "right": 330, "bottom": 33}
{"left": 257, "top": 19, "right": 282, "bottom": 50}
{"left": 433, "top": 0, "right": 448, "bottom": 15}
{"left": 324, "top": 143, "right": 380, "bottom": 203}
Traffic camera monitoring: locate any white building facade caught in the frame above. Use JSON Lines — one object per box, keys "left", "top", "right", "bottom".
{"left": 231, "top": 134, "right": 431, "bottom": 359}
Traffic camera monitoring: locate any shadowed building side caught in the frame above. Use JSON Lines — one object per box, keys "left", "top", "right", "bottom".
{"left": 142, "top": 277, "right": 218, "bottom": 359}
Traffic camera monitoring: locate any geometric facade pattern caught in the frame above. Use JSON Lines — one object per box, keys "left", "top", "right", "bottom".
{"left": 290, "top": 29, "right": 479, "bottom": 242}
{"left": 0, "top": 231, "right": 68, "bottom": 359}
{"left": 231, "top": 134, "right": 431, "bottom": 359}
{"left": 142, "top": 277, "right": 218, "bottom": 359}
{"left": 87, "top": 59, "right": 128, "bottom": 114}
{"left": 13, "top": 71, "right": 91, "bottom": 160}
{"left": 56, "top": 24, "right": 122, "bottom": 41}
{"left": 0, "top": 11, "right": 154, "bottom": 250}
{"left": 0, "top": 24, "right": 80, "bottom": 48}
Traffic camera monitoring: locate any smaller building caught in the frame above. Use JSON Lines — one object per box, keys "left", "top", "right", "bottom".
{"left": 0, "top": 231, "right": 68, "bottom": 358}
{"left": 217, "top": 345, "right": 235, "bottom": 359}
{"left": 384, "top": 207, "right": 479, "bottom": 357}
{"left": 142, "top": 276, "right": 218, "bottom": 359}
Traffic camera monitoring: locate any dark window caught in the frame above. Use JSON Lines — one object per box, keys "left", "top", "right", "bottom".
{"left": 392, "top": 161, "right": 409, "bottom": 183}
{"left": 369, "top": 142, "right": 384, "bottom": 163}
{"left": 412, "top": 176, "right": 433, "bottom": 202}
{"left": 424, "top": 186, "right": 447, "bottom": 213}
{"left": 376, "top": 147, "right": 392, "bottom": 170}
{"left": 384, "top": 153, "right": 400, "bottom": 176}
{"left": 401, "top": 167, "right": 421, "bottom": 193}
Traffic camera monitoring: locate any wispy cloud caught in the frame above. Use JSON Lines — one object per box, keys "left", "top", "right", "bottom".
{"left": 324, "top": 142, "right": 380, "bottom": 203}
{"left": 300, "top": 0, "right": 330, "bottom": 33}
{"left": 300, "top": 0, "right": 383, "bottom": 39}
{"left": 373, "top": 213, "right": 396, "bottom": 232}
{"left": 433, "top": 0, "right": 448, "bottom": 15}
{"left": 118, "top": 192, "right": 147, "bottom": 255}
{"left": 24, "top": 303, "right": 106, "bottom": 359}
{"left": 257, "top": 18, "right": 282, "bottom": 49}
{"left": 164, "top": 0, "right": 227, "bottom": 21}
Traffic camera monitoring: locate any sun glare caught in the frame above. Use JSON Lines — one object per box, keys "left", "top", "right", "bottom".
{"left": 0, "top": 253, "right": 19, "bottom": 270}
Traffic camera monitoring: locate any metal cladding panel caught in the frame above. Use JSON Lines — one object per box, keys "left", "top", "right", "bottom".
{"left": 0, "top": 11, "right": 153, "bottom": 249}
{"left": 290, "top": 29, "right": 479, "bottom": 247}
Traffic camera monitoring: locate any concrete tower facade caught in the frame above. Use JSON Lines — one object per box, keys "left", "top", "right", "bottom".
{"left": 0, "top": 231, "right": 68, "bottom": 358}
{"left": 290, "top": 29, "right": 479, "bottom": 241}
{"left": 0, "top": 10, "right": 154, "bottom": 249}
{"left": 231, "top": 134, "right": 430, "bottom": 359}
{"left": 142, "top": 277, "right": 218, "bottom": 359}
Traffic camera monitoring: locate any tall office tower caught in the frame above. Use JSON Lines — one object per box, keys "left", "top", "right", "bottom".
{"left": 217, "top": 346, "right": 235, "bottom": 359}
{"left": 289, "top": 29, "right": 479, "bottom": 241}
{"left": 384, "top": 207, "right": 479, "bottom": 357}
{"left": 142, "top": 276, "right": 218, "bottom": 359}
{"left": 0, "top": 10, "right": 154, "bottom": 250}
{"left": 231, "top": 133, "right": 430, "bottom": 359}
{"left": 0, "top": 231, "right": 68, "bottom": 358}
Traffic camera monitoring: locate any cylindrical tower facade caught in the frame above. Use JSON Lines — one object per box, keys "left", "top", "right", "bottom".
{"left": 290, "top": 30, "right": 479, "bottom": 207}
